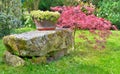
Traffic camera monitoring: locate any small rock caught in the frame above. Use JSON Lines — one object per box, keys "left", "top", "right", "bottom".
{"left": 3, "top": 51, "right": 25, "bottom": 67}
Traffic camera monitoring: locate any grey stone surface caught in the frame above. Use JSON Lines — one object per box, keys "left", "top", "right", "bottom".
{"left": 3, "top": 51, "right": 25, "bottom": 67}
{"left": 47, "top": 49, "right": 67, "bottom": 62}
{"left": 3, "top": 29, "right": 73, "bottom": 57}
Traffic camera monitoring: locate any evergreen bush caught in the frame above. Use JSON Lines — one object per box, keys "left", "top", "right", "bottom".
{"left": 0, "top": 0, "right": 22, "bottom": 37}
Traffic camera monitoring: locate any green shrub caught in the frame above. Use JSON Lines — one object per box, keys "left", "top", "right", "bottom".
{"left": 97, "top": 0, "right": 120, "bottom": 29}
{"left": 39, "top": 0, "right": 53, "bottom": 11}
{"left": 38, "top": 0, "right": 80, "bottom": 11}
{"left": 91, "top": 0, "right": 103, "bottom": 7}
{"left": 22, "top": 0, "right": 40, "bottom": 12}
{"left": 39, "top": 0, "right": 65, "bottom": 11}
{"left": 1, "top": 0, "right": 22, "bottom": 28}
{"left": 0, "top": 12, "right": 10, "bottom": 37}
{"left": 0, "top": 1, "right": 2, "bottom": 11}
{"left": 22, "top": 12, "right": 35, "bottom": 28}
{"left": 0, "top": 0, "right": 22, "bottom": 37}
{"left": 30, "top": 10, "right": 60, "bottom": 23}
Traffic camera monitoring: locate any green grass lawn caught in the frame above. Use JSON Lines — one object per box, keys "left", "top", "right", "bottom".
{"left": 0, "top": 30, "right": 120, "bottom": 74}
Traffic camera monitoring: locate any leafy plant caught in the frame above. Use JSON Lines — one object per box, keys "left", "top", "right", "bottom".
{"left": 0, "top": 0, "right": 22, "bottom": 37}
{"left": 51, "top": 5, "right": 114, "bottom": 49}
{"left": 22, "top": 12, "right": 35, "bottom": 28}
{"left": 30, "top": 10, "right": 60, "bottom": 23}
{"left": 38, "top": 0, "right": 80, "bottom": 11}
{"left": 0, "top": 12, "right": 10, "bottom": 37}
{"left": 0, "top": 1, "right": 2, "bottom": 11}
{"left": 96, "top": 0, "right": 120, "bottom": 29}
{"left": 22, "top": 0, "right": 40, "bottom": 13}
{"left": 39, "top": 0, "right": 53, "bottom": 11}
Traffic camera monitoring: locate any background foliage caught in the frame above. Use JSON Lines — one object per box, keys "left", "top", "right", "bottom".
{"left": 0, "top": 0, "right": 120, "bottom": 38}
{"left": 22, "top": 0, "right": 40, "bottom": 12}
{"left": 38, "top": 0, "right": 120, "bottom": 29}
{"left": 96, "top": 0, "right": 120, "bottom": 29}
{"left": 0, "top": 0, "right": 22, "bottom": 37}
{"left": 39, "top": 0, "right": 82, "bottom": 11}
{"left": 0, "top": 12, "right": 10, "bottom": 37}
{"left": 12, "top": 0, "right": 120, "bottom": 30}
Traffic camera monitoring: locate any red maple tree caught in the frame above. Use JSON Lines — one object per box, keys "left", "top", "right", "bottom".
{"left": 51, "top": 5, "right": 116, "bottom": 49}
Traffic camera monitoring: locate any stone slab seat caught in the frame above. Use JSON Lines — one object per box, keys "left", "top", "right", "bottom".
{"left": 3, "top": 29, "right": 73, "bottom": 57}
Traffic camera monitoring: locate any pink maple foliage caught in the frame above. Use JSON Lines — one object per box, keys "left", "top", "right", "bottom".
{"left": 51, "top": 6, "right": 112, "bottom": 30}
{"left": 51, "top": 5, "right": 115, "bottom": 49}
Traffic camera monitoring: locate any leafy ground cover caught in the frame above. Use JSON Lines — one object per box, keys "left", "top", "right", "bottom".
{"left": 0, "top": 29, "right": 120, "bottom": 74}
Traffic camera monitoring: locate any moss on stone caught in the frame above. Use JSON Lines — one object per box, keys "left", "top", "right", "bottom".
{"left": 31, "top": 56, "right": 47, "bottom": 64}
{"left": 16, "top": 38, "right": 27, "bottom": 50}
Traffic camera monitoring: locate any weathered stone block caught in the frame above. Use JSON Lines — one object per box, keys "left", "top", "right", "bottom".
{"left": 3, "top": 29, "right": 73, "bottom": 57}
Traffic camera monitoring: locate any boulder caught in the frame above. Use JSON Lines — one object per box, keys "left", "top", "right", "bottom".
{"left": 3, "top": 29, "right": 73, "bottom": 57}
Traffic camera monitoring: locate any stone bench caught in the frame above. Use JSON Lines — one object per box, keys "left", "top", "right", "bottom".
{"left": 3, "top": 29, "right": 73, "bottom": 67}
